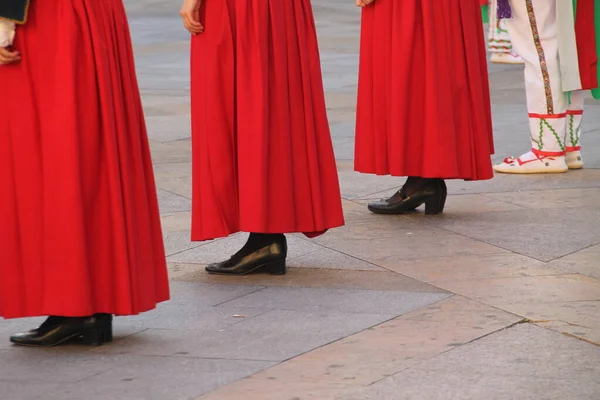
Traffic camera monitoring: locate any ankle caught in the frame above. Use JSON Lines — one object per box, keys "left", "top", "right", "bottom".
{"left": 239, "top": 233, "right": 285, "bottom": 253}
{"left": 404, "top": 177, "right": 442, "bottom": 195}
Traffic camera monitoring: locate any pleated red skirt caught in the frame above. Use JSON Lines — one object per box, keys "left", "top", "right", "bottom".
{"left": 190, "top": 0, "right": 345, "bottom": 241}
{"left": 576, "top": 0, "right": 599, "bottom": 90}
{"left": 0, "top": 0, "right": 170, "bottom": 319}
{"left": 355, "top": 0, "right": 495, "bottom": 181}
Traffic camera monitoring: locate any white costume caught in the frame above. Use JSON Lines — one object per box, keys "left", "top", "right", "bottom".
{"left": 494, "top": 0, "right": 587, "bottom": 174}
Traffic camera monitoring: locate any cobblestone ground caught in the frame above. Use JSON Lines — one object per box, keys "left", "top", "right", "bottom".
{"left": 1, "top": 1, "right": 599, "bottom": 399}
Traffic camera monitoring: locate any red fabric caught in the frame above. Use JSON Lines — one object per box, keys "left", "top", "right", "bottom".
{"left": 0, "top": 0, "right": 170, "bottom": 318}
{"left": 355, "top": 0, "right": 494, "bottom": 181}
{"left": 190, "top": 0, "right": 345, "bottom": 241}
{"left": 576, "top": 0, "right": 599, "bottom": 90}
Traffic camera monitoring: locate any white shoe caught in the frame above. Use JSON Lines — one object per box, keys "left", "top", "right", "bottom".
{"left": 494, "top": 153, "right": 568, "bottom": 174}
{"left": 566, "top": 150, "right": 584, "bottom": 169}
{"left": 490, "top": 52, "right": 524, "bottom": 65}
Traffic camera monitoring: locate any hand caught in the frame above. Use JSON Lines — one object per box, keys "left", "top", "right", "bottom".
{"left": 180, "top": 0, "right": 204, "bottom": 35}
{"left": 356, "top": 0, "right": 376, "bottom": 6}
{"left": 0, "top": 47, "right": 20, "bottom": 65}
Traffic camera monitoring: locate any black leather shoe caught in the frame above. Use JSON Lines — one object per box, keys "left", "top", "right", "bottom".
{"left": 206, "top": 236, "right": 287, "bottom": 275}
{"left": 10, "top": 314, "right": 113, "bottom": 347}
{"left": 368, "top": 179, "right": 447, "bottom": 215}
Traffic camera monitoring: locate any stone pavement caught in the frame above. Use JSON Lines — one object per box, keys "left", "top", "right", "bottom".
{"left": 2, "top": 1, "right": 600, "bottom": 399}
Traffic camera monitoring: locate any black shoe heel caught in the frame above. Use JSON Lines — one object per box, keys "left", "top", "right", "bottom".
{"left": 81, "top": 324, "right": 113, "bottom": 346}
{"left": 267, "top": 260, "right": 286, "bottom": 275}
{"left": 206, "top": 234, "right": 288, "bottom": 275}
{"left": 424, "top": 180, "right": 447, "bottom": 215}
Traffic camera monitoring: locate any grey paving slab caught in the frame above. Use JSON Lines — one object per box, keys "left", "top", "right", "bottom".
{"left": 482, "top": 187, "right": 600, "bottom": 209}
{"left": 158, "top": 281, "right": 266, "bottom": 307}
{"left": 161, "top": 211, "right": 193, "bottom": 235}
{"left": 145, "top": 114, "right": 191, "bottom": 143}
{"left": 414, "top": 323, "right": 600, "bottom": 377}
{"left": 143, "top": 97, "right": 190, "bottom": 117}
{"left": 332, "top": 136, "right": 356, "bottom": 160}
{"left": 421, "top": 206, "right": 600, "bottom": 262}
{"left": 342, "top": 370, "right": 600, "bottom": 400}
{"left": 119, "top": 304, "right": 270, "bottom": 332}
{"left": 127, "top": 15, "right": 189, "bottom": 45}
{"left": 48, "top": 356, "right": 274, "bottom": 400}
{"left": 167, "top": 233, "right": 326, "bottom": 264}
{"left": 312, "top": 216, "right": 505, "bottom": 263}
{"left": 329, "top": 121, "right": 355, "bottom": 138}
{"left": 288, "top": 248, "right": 385, "bottom": 271}
{"left": 153, "top": 161, "right": 193, "bottom": 199}
{"left": 163, "top": 231, "right": 198, "bottom": 257}
{"left": 91, "top": 310, "right": 396, "bottom": 362}
{"left": 549, "top": 245, "right": 600, "bottom": 280}
{"left": 0, "top": 349, "right": 131, "bottom": 383}
{"left": 149, "top": 138, "right": 192, "bottom": 164}
{"left": 336, "top": 168, "right": 404, "bottom": 200}
{"left": 343, "top": 324, "right": 600, "bottom": 400}
{"left": 220, "top": 286, "right": 449, "bottom": 315}
{"left": 157, "top": 189, "right": 191, "bottom": 213}
{"left": 0, "top": 380, "right": 62, "bottom": 400}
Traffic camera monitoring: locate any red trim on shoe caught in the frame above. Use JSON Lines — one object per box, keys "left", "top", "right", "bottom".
{"left": 518, "top": 156, "right": 556, "bottom": 166}
{"left": 528, "top": 113, "right": 567, "bottom": 119}
{"left": 566, "top": 110, "right": 584, "bottom": 115}
{"left": 531, "top": 148, "right": 566, "bottom": 157}
{"left": 566, "top": 146, "right": 582, "bottom": 152}
{"left": 502, "top": 154, "right": 557, "bottom": 166}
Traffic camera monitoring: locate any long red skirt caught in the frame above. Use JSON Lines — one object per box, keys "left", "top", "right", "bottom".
{"left": 576, "top": 0, "right": 599, "bottom": 90}
{"left": 0, "top": 0, "right": 170, "bottom": 319}
{"left": 355, "top": 0, "right": 495, "bottom": 181}
{"left": 190, "top": 0, "right": 345, "bottom": 241}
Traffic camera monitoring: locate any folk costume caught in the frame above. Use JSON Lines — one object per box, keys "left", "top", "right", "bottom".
{"left": 494, "top": 0, "right": 600, "bottom": 173}
{"left": 482, "top": 0, "right": 524, "bottom": 64}
{"left": 355, "top": 0, "right": 495, "bottom": 215}
{"left": 189, "top": 0, "right": 345, "bottom": 275}
{"left": 0, "top": 0, "right": 170, "bottom": 346}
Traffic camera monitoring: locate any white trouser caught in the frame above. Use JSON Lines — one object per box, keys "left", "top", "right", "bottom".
{"left": 506, "top": 0, "right": 584, "bottom": 156}
{"left": 488, "top": 0, "right": 514, "bottom": 55}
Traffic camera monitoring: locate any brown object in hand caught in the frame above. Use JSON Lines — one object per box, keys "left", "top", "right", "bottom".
{"left": 0, "top": 0, "right": 30, "bottom": 24}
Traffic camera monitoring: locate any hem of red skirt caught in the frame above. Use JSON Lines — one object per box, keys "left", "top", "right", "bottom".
{"left": 0, "top": 297, "right": 170, "bottom": 320}
{"left": 353, "top": 168, "right": 494, "bottom": 181}
{"left": 191, "top": 222, "right": 346, "bottom": 242}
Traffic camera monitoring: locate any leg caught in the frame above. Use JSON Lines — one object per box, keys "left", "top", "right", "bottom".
{"left": 566, "top": 91, "right": 584, "bottom": 169}
{"left": 494, "top": 0, "right": 569, "bottom": 174}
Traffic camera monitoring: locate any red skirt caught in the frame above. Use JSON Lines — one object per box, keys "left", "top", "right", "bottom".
{"left": 190, "top": 0, "right": 345, "bottom": 241}
{"left": 355, "top": 0, "right": 495, "bottom": 181}
{"left": 576, "top": 0, "right": 599, "bottom": 90}
{"left": 0, "top": 0, "right": 170, "bottom": 319}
